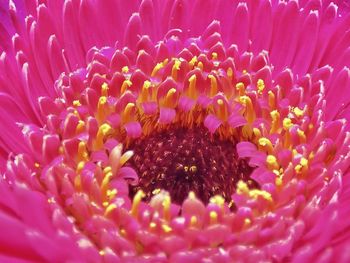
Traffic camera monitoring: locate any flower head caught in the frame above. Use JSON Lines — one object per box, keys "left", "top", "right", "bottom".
{"left": 1, "top": 0, "right": 350, "bottom": 262}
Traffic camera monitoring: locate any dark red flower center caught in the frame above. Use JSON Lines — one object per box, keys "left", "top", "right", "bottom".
{"left": 127, "top": 125, "right": 258, "bottom": 205}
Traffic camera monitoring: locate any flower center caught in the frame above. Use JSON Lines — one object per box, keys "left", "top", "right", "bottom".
{"left": 127, "top": 125, "right": 258, "bottom": 205}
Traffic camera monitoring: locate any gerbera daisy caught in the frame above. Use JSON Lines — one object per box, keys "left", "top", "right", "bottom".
{"left": 1, "top": 0, "right": 350, "bottom": 262}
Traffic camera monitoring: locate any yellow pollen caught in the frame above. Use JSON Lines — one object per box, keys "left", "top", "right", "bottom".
{"left": 164, "top": 88, "right": 178, "bottom": 108}
{"left": 239, "top": 95, "right": 255, "bottom": 123}
{"left": 258, "top": 137, "right": 273, "bottom": 154}
{"left": 208, "top": 74, "right": 218, "bottom": 97}
{"left": 122, "top": 103, "right": 136, "bottom": 123}
{"left": 73, "top": 100, "right": 81, "bottom": 107}
{"left": 140, "top": 80, "right": 152, "bottom": 102}
{"left": 216, "top": 98, "right": 228, "bottom": 121}
{"left": 237, "top": 181, "right": 274, "bottom": 202}
{"left": 266, "top": 155, "right": 279, "bottom": 170}
{"left": 300, "top": 157, "right": 308, "bottom": 166}
{"left": 121, "top": 80, "right": 132, "bottom": 94}
{"left": 197, "top": 61, "right": 204, "bottom": 70}
{"left": 47, "top": 197, "right": 55, "bottom": 204}
{"left": 257, "top": 79, "right": 265, "bottom": 94}
{"left": 189, "top": 56, "right": 198, "bottom": 69}
{"left": 34, "top": 162, "right": 40, "bottom": 168}
{"left": 275, "top": 177, "right": 283, "bottom": 186}
{"left": 190, "top": 215, "right": 198, "bottom": 227}
{"left": 211, "top": 52, "right": 218, "bottom": 60}
{"left": 295, "top": 157, "right": 309, "bottom": 174}
{"left": 242, "top": 69, "right": 247, "bottom": 74}
{"left": 162, "top": 224, "right": 172, "bottom": 233}
{"left": 122, "top": 66, "right": 129, "bottom": 73}
{"left": 283, "top": 118, "right": 293, "bottom": 129}
{"left": 76, "top": 120, "right": 85, "bottom": 134}
{"left": 101, "top": 82, "right": 109, "bottom": 97}
{"left": 244, "top": 218, "right": 251, "bottom": 226}
{"left": 78, "top": 141, "right": 88, "bottom": 162}
{"left": 188, "top": 74, "right": 197, "bottom": 99}
{"left": 297, "top": 129, "right": 306, "bottom": 143}
{"left": 76, "top": 161, "right": 85, "bottom": 173}
{"left": 98, "top": 96, "right": 107, "bottom": 106}
{"left": 249, "top": 189, "right": 273, "bottom": 202}
{"left": 253, "top": 128, "right": 262, "bottom": 139}
{"left": 210, "top": 195, "right": 225, "bottom": 206}
{"left": 97, "top": 96, "right": 108, "bottom": 121}
{"left": 149, "top": 222, "right": 157, "bottom": 229}
{"left": 270, "top": 110, "right": 280, "bottom": 133}
{"left": 151, "top": 62, "right": 164, "bottom": 77}
{"left": 152, "top": 188, "right": 161, "bottom": 195}
{"left": 293, "top": 107, "right": 304, "bottom": 117}
{"left": 106, "top": 188, "right": 117, "bottom": 199}
{"left": 171, "top": 59, "right": 181, "bottom": 80}
{"left": 236, "top": 82, "right": 245, "bottom": 96}
{"left": 209, "top": 211, "right": 218, "bottom": 224}
{"left": 94, "top": 123, "right": 113, "bottom": 149}
{"left": 103, "top": 166, "right": 112, "bottom": 175}
{"left": 237, "top": 181, "right": 249, "bottom": 195}
{"left": 131, "top": 190, "right": 145, "bottom": 217}
{"left": 104, "top": 203, "right": 117, "bottom": 216}
{"left": 99, "top": 250, "right": 105, "bottom": 256}
{"left": 101, "top": 171, "right": 113, "bottom": 195}
{"left": 272, "top": 169, "right": 280, "bottom": 176}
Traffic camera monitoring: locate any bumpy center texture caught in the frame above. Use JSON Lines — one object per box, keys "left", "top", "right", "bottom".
{"left": 127, "top": 125, "right": 258, "bottom": 205}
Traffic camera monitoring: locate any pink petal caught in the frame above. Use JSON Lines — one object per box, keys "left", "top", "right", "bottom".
{"left": 159, "top": 107, "right": 176, "bottom": 124}
{"left": 204, "top": 114, "right": 222, "bottom": 133}
{"left": 124, "top": 121, "right": 142, "bottom": 138}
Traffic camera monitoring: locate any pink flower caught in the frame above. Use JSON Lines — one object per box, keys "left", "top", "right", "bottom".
{"left": 1, "top": 0, "right": 350, "bottom": 262}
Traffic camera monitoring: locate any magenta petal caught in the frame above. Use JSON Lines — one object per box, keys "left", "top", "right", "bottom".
{"left": 124, "top": 121, "right": 142, "bottom": 138}
{"left": 124, "top": 13, "right": 141, "bottom": 50}
{"left": 230, "top": 3, "right": 249, "bottom": 52}
{"left": 141, "top": 102, "right": 158, "bottom": 115}
{"left": 326, "top": 67, "right": 350, "bottom": 120}
{"left": 270, "top": 1, "right": 299, "bottom": 71}
{"left": 0, "top": 211, "right": 42, "bottom": 262}
{"left": 236, "top": 142, "right": 257, "bottom": 158}
{"left": 63, "top": 0, "right": 85, "bottom": 69}
{"left": 118, "top": 167, "right": 139, "bottom": 186}
{"left": 228, "top": 113, "right": 247, "bottom": 128}
{"left": 251, "top": 0, "right": 272, "bottom": 53}
{"left": 204, "top": 114, "right": 222, "bottom": 133}
{"left": 0, "top": 93, "right": 30, "bottom": 157}
{"left": 159, "top": 107, "right": 176, "bottom": 124}
{"left": 292, "top": 10, "right": 319, "bottom": 75}
{"left": 178, "top": 96, "right": 195, "bottom": 111}
{"left": 139, "top": 0, "right": 157, "bottom": 39}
